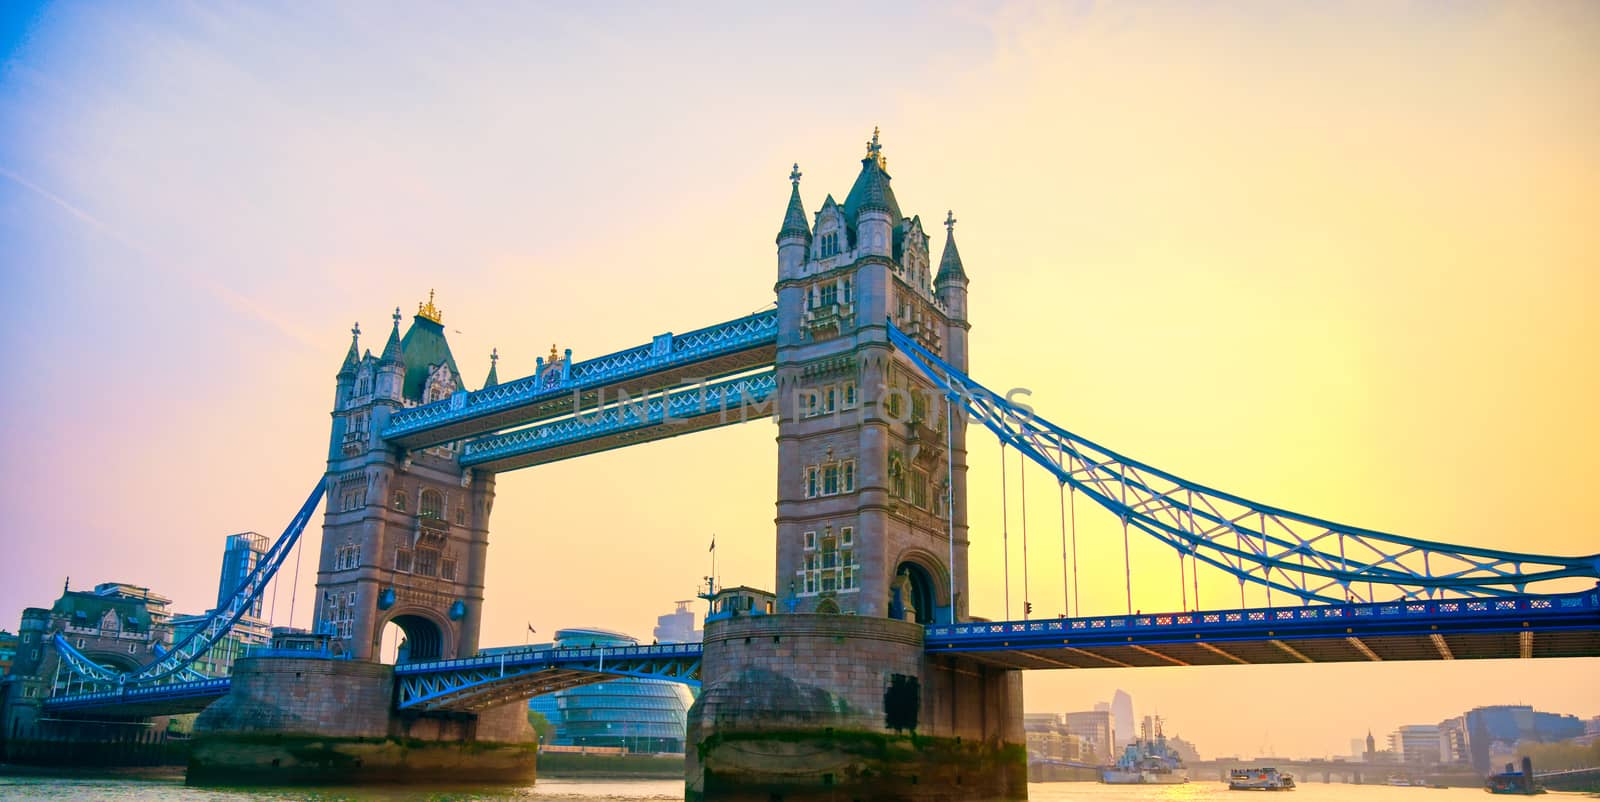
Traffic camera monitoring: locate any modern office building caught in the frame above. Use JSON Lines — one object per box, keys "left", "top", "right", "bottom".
{"left": 1464, "top": 705, "right": 1588, "bottom": 773}
{"left": 1110, "top": 690, "right": 1134, "bottom": 748}
{"left": 653, "top": 600, "right": 702, "bottom": 644}
{"left": 216, "top": 532, "right": 269, "bottom": 617}
{"left": 1390, "top": 724, "right": 1442, "bottom": 765}
{"left": 1064, "top": 709, "right": 1115, "bottom": 763}
{"left": 526, "top": 628, "right": 694, "bottom": 753}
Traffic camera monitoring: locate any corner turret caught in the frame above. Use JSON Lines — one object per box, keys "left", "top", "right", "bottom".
{"left": 483, "top": 348, "right": 500, "bottom": 389}
{"left": 843, "top": 127, "right": 899, "bottom": 258}
{"left": 375, "top": 308, "right": 406, "bottom": 402}
{"left": 777, "top": 163, "right": 810, "bottom": 281}
{"left": 935, "top": 210, "right": 969, "bottom": 323}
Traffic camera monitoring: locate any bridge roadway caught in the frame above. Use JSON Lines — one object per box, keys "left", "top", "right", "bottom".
{"left": 42, "top": 585, "right": 1600, "bottom": 717}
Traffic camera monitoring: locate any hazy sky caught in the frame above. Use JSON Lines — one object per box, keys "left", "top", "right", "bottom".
{"left": 1, "top": 2, "right": 1596, "bottom": 759}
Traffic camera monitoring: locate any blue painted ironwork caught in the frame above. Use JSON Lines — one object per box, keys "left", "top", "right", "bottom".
{"left": 43, "top": 677, "right": 232, "bottom": 714}
{"left": 52, "top": 479, "right": 327, "bottom": 687}
{"left": 395, "top": 643, "right": 702, "bottom": 713}
{"left": 385, "top": 310, "right": 778, "bottom": 440}
{"left": 926, "top": 585, "right": 1600, "bottom": 654}
{"left": 887, "top": 323, "right": 1600, "bottom": 603}
{"left": 460, "top": 370, "right": 777, "bottom": 467}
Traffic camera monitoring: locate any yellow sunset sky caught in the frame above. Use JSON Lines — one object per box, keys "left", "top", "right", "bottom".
{"left": 0, "top": 2, "right": 1595, "bottom": 758}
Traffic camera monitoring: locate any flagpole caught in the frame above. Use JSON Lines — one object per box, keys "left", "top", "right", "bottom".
{"left": 710, "top": 533, "right": 717, "bottom": 594}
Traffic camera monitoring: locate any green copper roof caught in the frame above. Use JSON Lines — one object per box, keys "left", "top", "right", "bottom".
{"left": 400, "top": 315, "right": 462, "bottom": 401}
{"left": 52, "top": 592, "right": 151, "bottom": 632}
{"left": 843, "top": 157, "right": 901, "bottom": 225}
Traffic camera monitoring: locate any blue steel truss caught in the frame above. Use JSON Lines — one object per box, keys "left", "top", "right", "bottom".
{"left": 395, "top": 643, "right": 702, "bottom": 713}
{"left": 460, "top": 370, "right": 777, "bottom": 467}
{"left": 887, "top": 324, "right": 1600, "bottom": 604}
{"left": 52, "top": 480, "right": 326, "bottom": 688}
{"left": 44, "top": 677, "right": 232, "bottom": 715}
{"left": 385, "top": 310, "right": 778, "bottom": 441}
{"left": 927, "top": 586, "right": 1600, "bottom": 656}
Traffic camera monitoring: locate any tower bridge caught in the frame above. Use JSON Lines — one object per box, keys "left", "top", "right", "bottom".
{"left": 6, "top": 131, "right": 1598, "bottom": 800}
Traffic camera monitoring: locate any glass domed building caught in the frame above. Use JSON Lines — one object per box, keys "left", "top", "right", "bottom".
{"left": 528, "top": 627, "right": 695, "bottom": 754}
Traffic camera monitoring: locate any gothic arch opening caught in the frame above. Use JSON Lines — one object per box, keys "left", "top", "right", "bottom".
{"left": 815, "top": 598, "right": 841, "bottom": 615}
{"left": 380, "top": 613, "right": 444, "bottom": 663}
{"left": 895, "top": 561, "right": 937, "bottom": 625}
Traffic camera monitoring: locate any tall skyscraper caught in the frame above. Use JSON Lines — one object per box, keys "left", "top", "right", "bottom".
{"left": 1112, "top": 690, "right": 1135, "bottom": 748}
{"left": 653, "top": 600, "right": 702, "bottom": 644}
{"left": 216, "top": 532, "right": 269, "bottom": 616}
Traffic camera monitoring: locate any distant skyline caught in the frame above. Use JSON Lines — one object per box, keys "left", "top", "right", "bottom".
{"left": 1032, "top": 689, "right": 1592, "bottom": 760}
{"left": 1, "top": 2, "right": 1596, "bottom": 758}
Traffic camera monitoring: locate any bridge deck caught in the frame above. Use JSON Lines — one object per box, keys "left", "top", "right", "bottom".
{"left": 928, "top": 587, "right": 1600, "bottom": 670}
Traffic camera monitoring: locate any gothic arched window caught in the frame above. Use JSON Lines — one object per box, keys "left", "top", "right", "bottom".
{"left": 420, "top": 489, "right": 444, "bottom": 520}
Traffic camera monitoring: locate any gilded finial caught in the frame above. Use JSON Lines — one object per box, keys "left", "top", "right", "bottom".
{"left": 944, "top": 210, "right": 957, "bottom": 233}
{"left": 789, "top": 163, "right": 802, "bottom": 185}
{"left": 548, "top": 343, "right": 560, "bottom": 363}
{"left": 417, "top": 289, "right": 443, "bottom": 324}
{"left": 865, "top": 126, "right": 885, "bottom": 169}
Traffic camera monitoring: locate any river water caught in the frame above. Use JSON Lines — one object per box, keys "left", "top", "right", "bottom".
{"left": 0, "top": 774, "right": 1587, "bottom": 801}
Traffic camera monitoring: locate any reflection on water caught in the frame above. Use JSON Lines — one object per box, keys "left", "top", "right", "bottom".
{"left": 0, "top": 773, "right": 1588, "bottom": 801}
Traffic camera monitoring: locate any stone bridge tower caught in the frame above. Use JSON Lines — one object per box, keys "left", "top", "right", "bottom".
{"left": 773, "top": 130, "right": 972, "bottom": 624}
{"left": 689, "top": 133, "right": 1021, "bottom": 802}
{"left": 316, "top": 294, "right": 497, "bottom": 662}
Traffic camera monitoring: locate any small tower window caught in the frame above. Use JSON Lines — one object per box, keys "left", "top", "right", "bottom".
{"left": 393, "top": 490, "right": 408, "bottom": 511}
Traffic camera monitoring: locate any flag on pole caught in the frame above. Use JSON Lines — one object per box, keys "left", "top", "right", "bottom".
{"left": 527, "top": 623, "right": 536, "bottom": 634}
{"left": 709, "top": 534, "right": 716, "bottom": 552}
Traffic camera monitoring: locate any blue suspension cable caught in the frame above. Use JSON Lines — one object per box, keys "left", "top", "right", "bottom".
{"left": 1020, "top": 449, "right": 1030, "bottom": 619}
{"left": 1179, "top": 552, "right": 1187, "bottom": 611}
{"left": 1121, "top": 464, "right": 1132, "bottom": 615}
{"left": 1000, "top": 441, "right": 1011, "bottom": 620}
{"left": 1058, "top": 481, "right": 1070, "bottom": 618}
{"left": 1070, "top": 485, "right": 1080, "bottom": 615}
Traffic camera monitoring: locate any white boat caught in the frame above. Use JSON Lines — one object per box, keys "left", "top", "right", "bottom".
{"left": 1229, "top": 767, "right": 1297, "bottom": 791}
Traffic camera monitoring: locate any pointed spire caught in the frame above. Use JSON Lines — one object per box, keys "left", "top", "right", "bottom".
{"left": 936, "top": 210, "right": 967, "bottom": 283}
{"left": 777, "top": 163, "right": 810, "bottom": 243}
{"left": 483, "top": 348, "right": 500, "bottom": 389}
{"left": 338, "top": 322, "right": 361, "bottom": 377}
{"left": 844, "top": 127, "right": 900, "bottom": 223}
{"left": 380, "top": 307, "right": 404, "bottom": 364}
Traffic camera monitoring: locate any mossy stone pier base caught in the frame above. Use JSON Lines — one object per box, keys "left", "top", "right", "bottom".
{"left": 687, "top": 615, "right": 1026, "bottom": 801}
{"left": 188, "top": 656, "right": 536, "bottom": 785}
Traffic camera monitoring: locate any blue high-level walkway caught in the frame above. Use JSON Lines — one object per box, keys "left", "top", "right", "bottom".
{"left": 384, "top": 310, "right": 777, "bottom": 450}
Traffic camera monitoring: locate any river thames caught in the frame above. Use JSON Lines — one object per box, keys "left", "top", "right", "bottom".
{"left": 0, "top": 774, "right": 1587, "bottom": 801}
